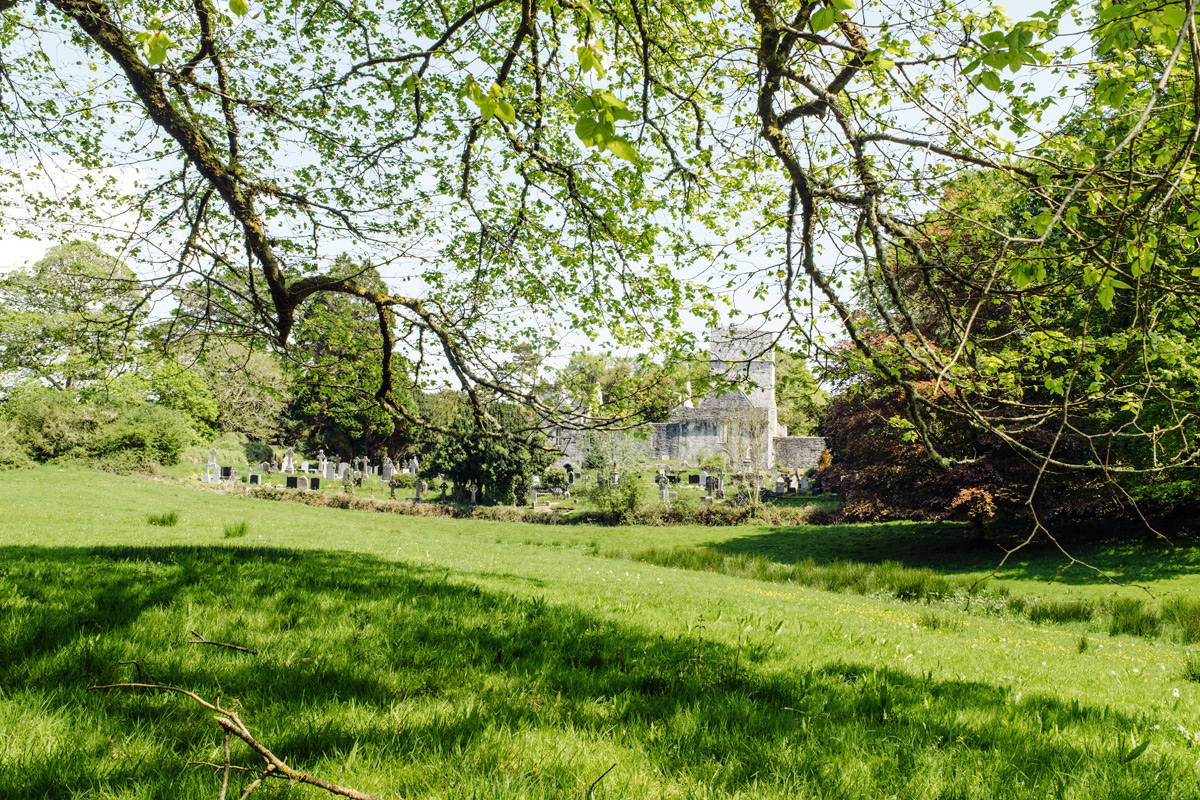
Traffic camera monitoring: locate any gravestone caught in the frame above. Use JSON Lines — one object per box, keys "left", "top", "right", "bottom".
{"left": 800, "top": 475, "right": 810, "bottom": 492}
{"left": 415, "top": 480, "right": 426, "bottom": 501}
{"left": 689, "top": 474, "right": 700, "bottom": 485}
{"left": 205, "top": 448, "right": 219, "bottom": 483}
{"left": 409, "top": 456, "right": 420, "bottom": 476}
{"left": 469, "top": 482, "right": 479, "bottom": 506}
{"left": 260, "top": 460, "right": 272, "bottom": 473}
{"left": 382, "top": 457, "right": 394, "bottom": 481}
{"left": 310, "top": 477, "right": 320, "bottom": 490}
{"left": 248, "top": 474, "right": 261, "bottom": 485}
{"left": 301, "top": 461, "right": 309, "bottom": 473}
{"left": 318, "top": 449, "right": 327, "bottom": 475}
{"left": 221, "top": 466, "right": 233, "bottom": 480}
{"left": 298, "top": 476, "right": 309, "bottom": 490}
{"left": 286, "top": 476, "right": 299, "bottom": 489}
{"left": 282, "top": 447, "right": 296, "bottom": 474}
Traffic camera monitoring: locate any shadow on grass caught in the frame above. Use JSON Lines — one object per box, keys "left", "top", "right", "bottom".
{"left": 709, "top": 524, "right": 1196, "bottom": 585}
{"left": 0, "top": 544, "right": 1183, "bottom": 798}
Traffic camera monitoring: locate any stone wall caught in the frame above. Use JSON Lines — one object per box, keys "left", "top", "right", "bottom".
{"left": 772, "top": 436, "right": 826, "bottom": 470}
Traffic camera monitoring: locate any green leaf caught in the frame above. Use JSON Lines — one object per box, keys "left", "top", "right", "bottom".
{"left": 606, "top": 136, "right": 638, "bottom": 161}
{"left": 495, "top": 100, "right": 516, "bottom": 124}
{"left": 978, "top": 70, "right": 1002, "bottom": 91}
{"left": 577, "top": 0, "right": 601, "bottom": 24}
{"left": 575, "top": 116, "right": 603, "bottom": 147}
{"left": 145, "top": 31, "right": 173, "bottom": 65}
{"left": 598, "top": 91, "right": 626, "bottom": 109}
{"left": 229, "top": 0, "right": 249, "bottom": 16}
{"left": 811, "top": 6, "right": 839, "bottom": 31}
{"left": 829, "top": 0, "right": 855, "bottom": 10}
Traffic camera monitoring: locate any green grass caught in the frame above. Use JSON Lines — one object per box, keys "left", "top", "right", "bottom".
{"left": 3, "top": 466, "right": 1200, "bottom": 799}
{"left": 146, "top": 510, "right": 179, "bottom": 526}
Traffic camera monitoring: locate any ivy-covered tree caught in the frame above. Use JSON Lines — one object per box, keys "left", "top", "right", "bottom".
{"left": 423, "top": 403, "right": 553, "bottom": 505}
{"left": 284, "top": 260, "right": 398, "bottom": 457}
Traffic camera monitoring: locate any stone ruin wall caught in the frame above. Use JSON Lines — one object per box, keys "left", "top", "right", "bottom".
{"left": 772, "top": 436, "right": 826, "bottom": 470}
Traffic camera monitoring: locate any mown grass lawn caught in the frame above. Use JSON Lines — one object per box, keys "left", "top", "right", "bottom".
{"left": 3, "top": 466, "right": 1200, "bottom": 799}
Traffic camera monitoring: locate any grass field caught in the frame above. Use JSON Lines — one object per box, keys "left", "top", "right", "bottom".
{"left": 3, "top": 466, "right": 1200, "bottom": 799}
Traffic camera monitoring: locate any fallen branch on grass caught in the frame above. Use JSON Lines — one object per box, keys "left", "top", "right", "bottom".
{"left": 587, "top": 762, "right": 616, "bottom": 800}
{"left": 88, "top": 683, "right": 381, "bottom": 800}
{"left": 188, "top": 630, "right": 259, "bottom": 655}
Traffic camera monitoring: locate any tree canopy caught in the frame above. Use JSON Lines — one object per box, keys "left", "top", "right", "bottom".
{"left": 2, "top": 0, "right": 1198, "bottom": 529}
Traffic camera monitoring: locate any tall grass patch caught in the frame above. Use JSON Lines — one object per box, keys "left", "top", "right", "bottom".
{"left": 613, "top": 545, "right": 976, "bottom": 603}
{"left": 1163, "top": 597, "right": 1200, "bottom": 644}
{"left": 1109, "top": 597, "right": 1161, "bottom": 638}
{"left": 1028, "top": 599, "right": 1095, "bottom": 625}
{"left": 146, "top": 511, "right": 179, "bottom": 527}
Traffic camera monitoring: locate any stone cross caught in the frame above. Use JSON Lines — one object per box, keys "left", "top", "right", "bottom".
{"left": 469, "top": 481, "right": 479, "bottom": 506}
{"left": 382, "top": 457, "right": 394, "bottom": 481}
{"left": 282, "top": 447, "right": 296, "bottom": 474}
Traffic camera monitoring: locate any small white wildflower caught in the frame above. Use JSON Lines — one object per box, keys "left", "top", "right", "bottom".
{"left": 1134, "top": 668, "right": 1140, "bottom": 674}
{"left": 1173, "top": 688, "right": 1181, "bottom": 698}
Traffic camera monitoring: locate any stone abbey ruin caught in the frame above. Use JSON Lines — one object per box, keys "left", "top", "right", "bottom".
{"left": 554, "top": 325, "right": 826, "bottom": 470}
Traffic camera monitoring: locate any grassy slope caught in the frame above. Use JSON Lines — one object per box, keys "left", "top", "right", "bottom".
{"left": 2, "top": 466, "right": 1199, "bottom": 799}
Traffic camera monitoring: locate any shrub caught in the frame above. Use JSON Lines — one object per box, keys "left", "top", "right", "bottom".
{"left": 0, "top": 418, "right": 34, "bottom": 470}
{"left": 541, "top": 466, "right": 568, "bottom": 489}
{"left": 244, "top": 441, "right": 273, "bottom": 464}
{"left": 7, "top": 386, "right": 110, "bottom": 461}
{"left": 96, "top": 404, "right": 194, "bottom": 466}
{"left": 581, "top": 471, "right": 644, "bottom": 523}
{"left": 391, "top": 472, "right": 416, "bottom": 489}
{"left": 700, "top": 453, "right": 727, "bottom": 471}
